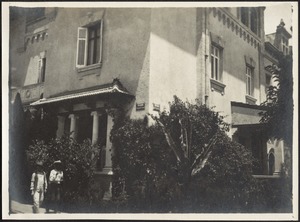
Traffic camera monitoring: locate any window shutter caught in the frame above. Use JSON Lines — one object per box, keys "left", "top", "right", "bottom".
{"left": 99, "top": 20, "right": 103, "bottom": 64}
{"left": 37, "top": 58, "right": 42, "bottom": 83}
{"left": 76, "top": 27, "right": 87, "bottom": 67}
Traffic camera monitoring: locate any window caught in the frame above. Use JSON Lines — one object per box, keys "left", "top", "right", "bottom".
{"left": 211, "top": 45, "right": 222, "bottom": 81}
{"left": 265, "top": 74, "right": 271, "bottom": 94}
{"left": 241, "top": 8, "right": 249, "bottom": 27}
{"left": 240, "top": 7, "right": 259, "bottom": 35}
{"left": 281, "top": 36, "right": 289, "bottom": 55}
{"left": 246, "top": 66, "right": 254, "bottom": 96}
{"left": 76, "top": 20, "right": 103, "bottom": 68}
{"left": 38, "top": 58, "right": 46, "bottom": 83}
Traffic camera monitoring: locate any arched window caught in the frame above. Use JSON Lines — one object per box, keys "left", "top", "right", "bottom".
{"left": 268, "top": 151, "right": 275, "bottom": 175}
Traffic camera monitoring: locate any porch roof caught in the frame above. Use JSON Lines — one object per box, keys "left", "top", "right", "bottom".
{"left": 30, "top": 79, "right": 134, "bottom": 106}
{"left": 231, "top": 101, "right": 267, "bottom": 127}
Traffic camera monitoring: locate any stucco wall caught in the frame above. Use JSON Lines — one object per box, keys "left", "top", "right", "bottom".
{"left": 207, "top": 8, "right": 263, "bottom": 134}
{"left": 10, "top": 8, "right": 57, "bottom": 88}
{"left": 42, "top": 8, "right": 151, "bottom": 100}
{"left": 149, "top": 8, "right": 198, "bottom": 116}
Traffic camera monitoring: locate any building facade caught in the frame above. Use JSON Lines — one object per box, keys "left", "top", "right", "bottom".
{"left": 9, "top": 7, "right": 291, "bottom": 198}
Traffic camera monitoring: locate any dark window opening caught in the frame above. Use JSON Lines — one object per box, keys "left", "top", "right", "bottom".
{"left": 87, "top": 24, "right": 101, "bottom": 65}
{"left": 77, "top": 112, "right": 93, "bottom": 143}
{"left": 39, "top": 58, "right": 46, "bottom": 83}
{"left": 64, "top": 117, "right": 71, "bottom": 135}
{"left": 250, "top": 9, "right": 258, "bottom": 34}
{"left": 241, "top": 7, "right": 249, "bottom": 27}
{"left": 268, "top": 152, "right": 275, "bottom": 175}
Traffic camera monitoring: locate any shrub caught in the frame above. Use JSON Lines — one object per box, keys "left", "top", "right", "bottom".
{"left": 26, "top": 134, "right": 100, "bottom": 205}
{"left": 111, "top": 96, "right": 255, "bottom": 212}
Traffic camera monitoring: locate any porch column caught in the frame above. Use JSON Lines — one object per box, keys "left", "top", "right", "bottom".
{"left": 103, "top": 111, "right": 114, "bottom": 174}
{"left": 91, "top": 111, "right": 101, "bottom": 145}
{"left": 69, "top": 114, "right": 78, "bottom": 140}
{"left": 56, "top": 116, "right": 65, "bottom": 138}
{"left": 102, "top": 110, "right": 115, "bottom": 200}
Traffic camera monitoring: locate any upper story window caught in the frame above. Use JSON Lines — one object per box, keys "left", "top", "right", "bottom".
{"left": 211, "top": 45, "right": 222, "bottom": 81}
{"left": 38, "top": 57, "right": 46, "bottom": 83}
{"left": 246, "top": 66, "right": 254, "bottom": 96}
{"left": 265, "top": 74, "right": 271, "bottom": 94}
{"left": 26, "top": 8, "right": 45, "bottom": 24}
{"left": 240, "top": 7, "right": 260, "bottom": 36}
{"left": 76, "top": 20, "right": 103, "bottom": 68}
{"left": 281, "top": 36, "right": 289, "bottom": 55}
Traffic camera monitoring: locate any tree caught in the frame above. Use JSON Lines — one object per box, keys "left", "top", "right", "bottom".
{"left": 111, "top": 96, "right": 255, "bottom": 212}
{"left": 260, "top": 54, "right": 293, "bottom": 212}
{"left": 260, "top": 54, "right": 293, "bottom": 148}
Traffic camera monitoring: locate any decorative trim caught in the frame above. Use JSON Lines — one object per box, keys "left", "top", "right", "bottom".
{"left": 211, "top": 8, "right": 261, "bottom": 50}
{"left": 77, "top": 63, "right": 102, "bottom": 73}
{"left": 25, "top": 30, "right": 48, "bottom": 49}
{"left": 244, "top": 55, "right": 256, "bottom": 68}
{"left": 210, "top": 32, "right": 225, "bottom": 48}
{"left": 210, "top": 78, "right": 226, "bottom": 95}
{"left": 245, "top": 95, "right": 257, "bottom": 104}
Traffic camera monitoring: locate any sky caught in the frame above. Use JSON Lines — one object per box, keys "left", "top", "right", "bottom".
{"left": 264, "top": 3, "right": 293, "bottom": 36}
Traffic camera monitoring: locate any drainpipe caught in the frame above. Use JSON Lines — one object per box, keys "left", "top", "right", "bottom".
{"left": 204, "top": 8, "right": 209, "bottom": 106}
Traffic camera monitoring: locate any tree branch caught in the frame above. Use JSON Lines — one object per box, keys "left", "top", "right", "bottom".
{"left": 190, "top": 131, "right": 219, "bottom": 176}
{"left": 154, "top": 117, "right": 185, "bottom": 163}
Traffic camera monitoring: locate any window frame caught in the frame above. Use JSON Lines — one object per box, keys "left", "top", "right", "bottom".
{"left": 76, "top": 20, "right": 103, "bottom": 69}
{"left": 281, "top": 36, "right": 289, "bottom": 55}
{"left": 38, "top": 57, "right": 46, "bottom": 83}
{"left": 211, "top": 44, "right": 223, "bottom": 82}
{"left": 246, "top": 66, "right": 254, "bottom": 96}
{"left": 240, "top": 7, "right": 260, "bottom": 36}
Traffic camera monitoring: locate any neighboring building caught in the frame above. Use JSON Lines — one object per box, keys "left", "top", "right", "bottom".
{"left": 9, "top": 7, "right": 291, "bottom": 198}
{"left": 263, "top": 19, "right": 292, "bottom": 176}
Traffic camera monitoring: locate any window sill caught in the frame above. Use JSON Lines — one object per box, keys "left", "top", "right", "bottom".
{"left": 94, "top": 169, "right": 113, "bottom": 175}
{"left": 253, "top": 174, "right": 280, "bottom": 179}
{"left": 77, "top": 63, "right": 102, "bottom": 73}
{"left": 245, "top": 95, "right": 257, "bottom": 104}
{"left": 210, "top": 78, "right": 226, "bottom": 95}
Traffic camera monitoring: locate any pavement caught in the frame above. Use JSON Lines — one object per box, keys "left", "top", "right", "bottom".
{"left": 10, "top": 199, "right": 63, "bottom": 214}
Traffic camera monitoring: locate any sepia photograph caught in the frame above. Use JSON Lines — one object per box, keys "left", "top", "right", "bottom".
{"left": 2, "top": 1, "right": 298, "bottom": 220}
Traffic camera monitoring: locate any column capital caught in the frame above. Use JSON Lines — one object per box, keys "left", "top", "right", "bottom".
{"left": 68, "top": 114, "right": 78, "bottom": 119}
{"left": 105, "top": 108, "right": 118, "bottom": 117}
{"left": 91, "top": 110, "right": 102, "bottom": 117}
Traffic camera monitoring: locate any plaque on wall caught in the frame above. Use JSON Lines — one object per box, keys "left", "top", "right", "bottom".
{"left": 153, "top": 103, "right": 160, "bottom": 112}
{"left": 136, "top": 102, "right": 145, "bottom": 111}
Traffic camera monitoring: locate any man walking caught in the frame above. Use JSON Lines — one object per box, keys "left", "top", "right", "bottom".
{"left": 47, "top": 160, "right": 64, "bottom": 213}
{"left": 30, "top": 161, "right": 47, "bottom": 213}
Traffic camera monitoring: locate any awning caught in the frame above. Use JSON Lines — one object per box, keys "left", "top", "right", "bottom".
{"left": 231, "top": 101, "right": 267, "bottom": 127}
{"left": 30, "top": 79, "right": 134, "bottom": 106}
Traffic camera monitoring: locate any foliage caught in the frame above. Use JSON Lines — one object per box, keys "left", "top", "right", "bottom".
{"left": 24, "top": 108, "right": 58, "bottom": 145}
{"left": 111, "top": 96, "right": 255, "bottom": 212}
{"left": 26, "top": 135, "right": 100, "bottom": 205}
{"left": 260, "top": 54, "right": 293, "bottom": 148}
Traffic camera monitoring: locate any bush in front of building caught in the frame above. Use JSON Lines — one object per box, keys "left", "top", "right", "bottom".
{"left": 111, "top": 96, "right": 256, "bottom": 212}
{"left": 26, "top": 134, "right": 100, "bottom": 209}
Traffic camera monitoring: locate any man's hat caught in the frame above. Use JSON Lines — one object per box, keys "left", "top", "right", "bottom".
{"left": 36, "top": 161, "right": 43, "bottom": 166}
{"left": 53, "top": 160, "right": 62, "bottom": 164}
